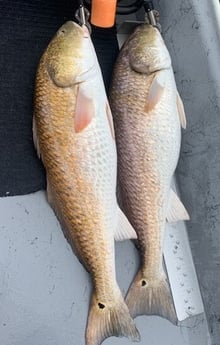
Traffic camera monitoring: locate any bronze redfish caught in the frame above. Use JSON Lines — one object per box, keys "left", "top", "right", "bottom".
{"left": 33, "top": 21, "right": 139, "bottom": 345}
{"left": 109, "top": 24, "right": 189, "bottom": 324}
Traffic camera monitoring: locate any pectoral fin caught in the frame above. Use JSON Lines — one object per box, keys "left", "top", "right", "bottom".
{"left": 166, "top": 189, "right": 190, "bottom": 222}
{"left": 145, "top": 71, "right": 166, "bottom": 112}
{"left": 74, "top": 85, "right": 95, "bottom": 133}
{"left": 176, "top": 91, "right": 187, "bottom": 129}
{"left": 114, "top": 207, "right": 137, "bottom": 241}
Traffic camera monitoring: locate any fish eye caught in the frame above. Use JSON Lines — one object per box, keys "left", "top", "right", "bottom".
{"left": 58, "top": 28, "right": 66, "bottom": 36}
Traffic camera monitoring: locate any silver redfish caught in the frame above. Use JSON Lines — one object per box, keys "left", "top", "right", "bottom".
{"left": 109, "top": 24, "right": 189, "bottom": 324}
{"left": 33, "top": 21, "right": 139, "bottom": 345}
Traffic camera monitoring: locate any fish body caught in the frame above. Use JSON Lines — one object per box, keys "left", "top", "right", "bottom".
{"left": 33, "top": 21, "right": 139, "bottom": 345}
{"left": 109, "top": 24, "right": 189, "bottom": 323}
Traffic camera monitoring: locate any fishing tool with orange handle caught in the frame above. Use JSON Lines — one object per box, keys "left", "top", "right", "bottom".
{"left": 90, "top": 0, "right": 117, "bottom": 28}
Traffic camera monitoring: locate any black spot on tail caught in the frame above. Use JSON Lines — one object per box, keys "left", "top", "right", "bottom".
{"left": 141, "top": 280, "right": 147, "bottom": 287}
{"left": 98, "top": 302, "right": 105, "bottom": 309}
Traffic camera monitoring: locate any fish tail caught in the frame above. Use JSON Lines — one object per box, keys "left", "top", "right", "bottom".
{"left": 86, "top": 291, "right": 140, "bottom": 345}
{"left": 125, "top": 269, "right": 177, "bottom": 324}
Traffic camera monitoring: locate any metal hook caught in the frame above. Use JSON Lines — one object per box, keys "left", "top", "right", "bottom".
{"left": 143, "top": 1, "right": 161, "bottom": 31}
{"left": 75, "top": 0, "right": 91, "bottom": 33}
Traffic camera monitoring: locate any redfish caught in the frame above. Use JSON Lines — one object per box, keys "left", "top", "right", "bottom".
{"left": 33, "top": 21, "right": 139, "bottom": 345}
{"left": 109, "top": 24, "right": 189, "bottom": 324}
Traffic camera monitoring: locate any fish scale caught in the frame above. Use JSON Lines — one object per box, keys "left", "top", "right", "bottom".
{"left": 33, "top": 21, "right": 139, "bottom": 345}
{"left": 110, "top": 24, "right": 189, "bottom": 324}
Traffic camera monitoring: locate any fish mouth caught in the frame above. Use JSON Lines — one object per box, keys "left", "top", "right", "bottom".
{"left": 59, "top": 21, "right": 87, "bottom": 36}
{"left": 81, "top": 24, "right": 90, "bottom": 38}
{"left": 71, "top": 22, "right": 97, "bottom": 83}
{"left": 70, "top": 21, "right": 90, "bottom": 38}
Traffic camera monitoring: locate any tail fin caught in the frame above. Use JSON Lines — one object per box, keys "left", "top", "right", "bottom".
{"left": 125, "top": 270, "right": 177, "bottom": 325}
{"left": 86, "top": 292, "right": 140, "bottom": 345}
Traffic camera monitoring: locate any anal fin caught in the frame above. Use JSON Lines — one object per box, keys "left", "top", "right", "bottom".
{"left": 176, "top": 91, "right": 187, "bottom": 129}
{"left": 166, "top": 189, "right": 190, "bottom": 223}
{"left": 114, "top": 207, "right": 137, "bottom": 241}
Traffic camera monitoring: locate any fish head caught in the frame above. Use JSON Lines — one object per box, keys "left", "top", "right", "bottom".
{"left": 44, "top": 21, "right": 96, "bottom": 87}
{"left": 128, "top": 24, "right": 171, "bottom": 74}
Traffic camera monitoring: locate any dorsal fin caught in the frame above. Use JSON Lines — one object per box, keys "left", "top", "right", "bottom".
{"left": 32, "top": 116, "right": 41, "bottom": 158}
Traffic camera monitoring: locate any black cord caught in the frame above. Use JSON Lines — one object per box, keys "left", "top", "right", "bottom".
{"left": 117, "top": 1, "right": 143, "bottom": 15}
{"left": 117, "top": 0, "right": 142, "bottom": 9}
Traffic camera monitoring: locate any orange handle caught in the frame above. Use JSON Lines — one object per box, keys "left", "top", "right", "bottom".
{"left": 91, "top": 0, "right": 117, "bottom": 28}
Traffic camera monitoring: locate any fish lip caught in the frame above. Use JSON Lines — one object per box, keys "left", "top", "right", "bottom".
{"left": 81, "top": 24, "right": 90, "bottom": 38}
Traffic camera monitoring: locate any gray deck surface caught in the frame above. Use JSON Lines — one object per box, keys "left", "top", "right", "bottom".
{"left": 0, "top": 192, "right": 210, "bottom": 345}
